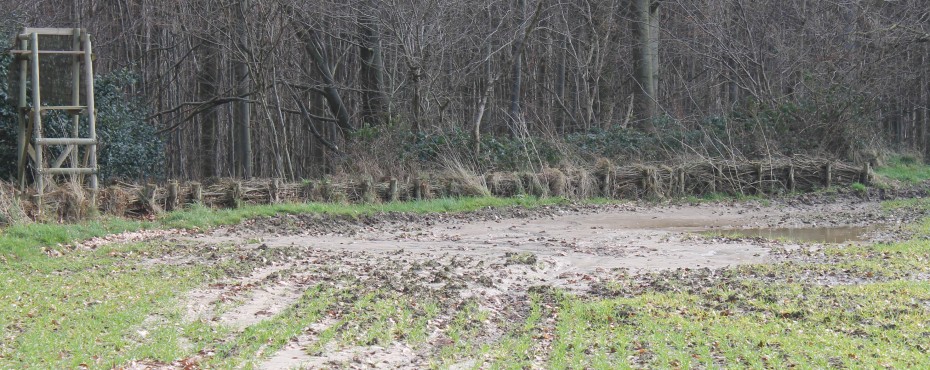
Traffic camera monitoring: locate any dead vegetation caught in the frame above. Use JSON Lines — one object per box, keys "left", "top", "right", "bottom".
{"left": 3, "top": 157, "right": 872, "bottom": 222}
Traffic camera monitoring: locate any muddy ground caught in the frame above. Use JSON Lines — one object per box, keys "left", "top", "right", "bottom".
{"left": 110, "top": 194, "right": 925, "bottom": 369}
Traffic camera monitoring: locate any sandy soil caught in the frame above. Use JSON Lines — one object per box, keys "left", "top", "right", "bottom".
{"left": 113, "top": 195, "right": 920, "bottom": 369}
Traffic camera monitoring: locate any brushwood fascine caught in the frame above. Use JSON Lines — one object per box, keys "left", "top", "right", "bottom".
{"left": 10, "top": 157, "right": 872, "bottom": 219}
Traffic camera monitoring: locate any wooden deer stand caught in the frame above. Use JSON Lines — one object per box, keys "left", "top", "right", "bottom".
{"left": 10, "top": 28, "right": 98, "bottom": 203}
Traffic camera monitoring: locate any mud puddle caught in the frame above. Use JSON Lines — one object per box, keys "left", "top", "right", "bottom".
{"left": 712, "top": 225, "right": 879, "bottom": 244}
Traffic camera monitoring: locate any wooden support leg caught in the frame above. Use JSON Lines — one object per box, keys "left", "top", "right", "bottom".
{"left": 83, "top": 32, "right": 99, "bottom": 204}
{"left": 29, "top": 33, "right": 44, "bottom": 199}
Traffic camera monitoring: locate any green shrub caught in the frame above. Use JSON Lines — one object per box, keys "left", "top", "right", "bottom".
{"left": 93, "top": 71, "right": 165, "bottom": 181}
{"left": 850, "top": 182, "right": 867, "bottom": 193}
{"left": 0, "top": 52, "right": 164, "bottom": 182}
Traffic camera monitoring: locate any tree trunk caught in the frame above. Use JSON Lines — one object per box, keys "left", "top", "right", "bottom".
{"left": 197, "top": 38, "right": 219, "bottom": 178}
{"left": 358, "top": 0, "right": 389, "bottom": 127}
{"left": 922, "top": 48, "right": 929, "bottom": 159}
{"left": 296, "top": 27, "right": 355, "bottom": 138}
{"left": 410, "top": 65, "right": 422, "bottom": 136}
{"left": 555, "top": 32, "right": 567, "bottom": 133}
{"left": 234, "top": 0, "right": 252, "bottom": 179}
{"left": 507, "top": 0, "right": 527, "bottom": 134}
{"left": 631, "top": 0, "right": 660, "bottom": 130}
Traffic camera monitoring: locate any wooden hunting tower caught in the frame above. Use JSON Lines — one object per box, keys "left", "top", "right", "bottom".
{"left": 10, "top": 28, "right": 98, "bottom": 200}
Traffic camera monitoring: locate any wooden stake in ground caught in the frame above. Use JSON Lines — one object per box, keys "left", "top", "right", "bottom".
{"left": 755, "top": 163, "right": 765, "bottom": 195}
{"left": 167, "top": 181, "right": 180, "bottom": 211}
{"left": 191, "top": 182, "right": 203, "bottom": 205}
{"left": 141, "top": 184, "right": 162, "bottom": 214}
{"left": 302, "top": 181, "right": 317, "bottom": 202}
{"left": 824, "top": 162, "right": 833, "bottom": 188}
{"left": 269, "top": 178, "right": 280, "bottom": 204}
{"left": 388, "top": 178, "right": 399, "bottom": 202}
{"left": 677, "top": 168, "right": 686, "bottom": 196}
{"left": 861, "top": 163, "right": 872, "bottom": 185}
{"left": 361, "top": 176, "right": 375, "bottom": 203}
{"left": 229, "top": 182, "right": 243, "bottom": 208}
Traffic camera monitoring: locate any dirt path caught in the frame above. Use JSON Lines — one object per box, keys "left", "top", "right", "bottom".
{"left": 142, "top": 197, "right": 910, "bottom": 369}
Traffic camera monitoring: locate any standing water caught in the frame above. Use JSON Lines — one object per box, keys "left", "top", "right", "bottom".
{"left": 712, "top": 226, "right": 875, "bottom": 244}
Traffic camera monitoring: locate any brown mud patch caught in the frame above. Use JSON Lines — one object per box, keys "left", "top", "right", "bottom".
{"left": 131, "top": 195, "right": 924, "bottom": 368}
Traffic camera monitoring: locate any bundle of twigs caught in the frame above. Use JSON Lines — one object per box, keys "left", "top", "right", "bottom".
{"left": 13, "top": 157, "right": 872, "bottom": 218}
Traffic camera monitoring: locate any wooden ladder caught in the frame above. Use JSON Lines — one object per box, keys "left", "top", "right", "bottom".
{"left": 11, "top": 28, "right": 98, "bottom": 203}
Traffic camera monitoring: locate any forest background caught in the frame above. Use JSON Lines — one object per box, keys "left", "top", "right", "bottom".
{"left": 0, "top": 0, "right": 927, "bottom": 183}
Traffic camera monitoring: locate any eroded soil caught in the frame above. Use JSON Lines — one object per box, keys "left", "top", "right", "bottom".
{"left": 111, "top": 195, "right": 923, "bottom": 369}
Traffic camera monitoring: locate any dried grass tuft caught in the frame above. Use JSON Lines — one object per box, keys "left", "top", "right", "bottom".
{"left": 101, "top": 185, "right": 132, "bottom": 217}
{"left": 539, "top": 167, "right": 568, "bottom": 197}
{"left": 47, "top": 182, "right": 93, "bottom": 222}
{"left": 442, "top": 157, "right": 490, "bottom": 197}
{"left": 0, "top": 182, "right": 26, "bottom": 226}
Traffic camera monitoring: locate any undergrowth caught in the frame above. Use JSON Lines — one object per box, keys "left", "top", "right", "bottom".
{"left": 875, "top": 155, "right": 930, "bottom": 185}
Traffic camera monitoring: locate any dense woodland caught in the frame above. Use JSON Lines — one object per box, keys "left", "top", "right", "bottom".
{"left": 1, "top": 0, "right": 928, "bottom": 182}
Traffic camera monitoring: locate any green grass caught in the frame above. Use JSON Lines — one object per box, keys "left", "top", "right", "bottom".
{"left": 480, "top": 236, "right": 930, "bottom": 369}
{"left": 305, "top": 288, "right": 440, "bottom": 357}
{"left": 536, "top": 281, "right": 930, "bottom": 368}
{"left": 883, "top": 197, "right": 930, "bottom": 213}
{"left": 159, "top": 196, "right": 568, "bottom": 230}
{"left": 875, "top": 155, "right": 930, "bottom": 184}
{"left": 851, "top": 182, "right": 868, "bottom": 193}
{"left": 206, "top": 286, "right": 338, "bottom": 369}
{"left": 0, "top": 218, "right": 157, "bottom": 260}
{"left": 0, "top": 241, "right": 218, "bottom": 368}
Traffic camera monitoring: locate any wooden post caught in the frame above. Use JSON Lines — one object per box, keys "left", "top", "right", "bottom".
{"left": 388, "top": 178, "right": 399, "bottom": 202}
{"left": 167, "top": 181, "right": 180, "bottom": 211}
{"left": 709, "top": 165, "right": 718, "bottom": 194}
{"left": 17, "top": 39, "right": 28, "bottom": 191}
{"left": 787, "top": 163, "right": 796, "bottom": 193}
{"left": 601, "top": 171, "right": 612, "bottom": 198}
{"left": 70, "top": 29, "right": 81, "bottom": 185}
{"left": 303, "top": 181, "right": 317, "bottom": 202}
{"left": 485, "top": 174, "right": 497, "bottom": 196}
{"left": 269, "top": 178, "right": 280, "bottom": 204}
{"left": 412, "top": 178, "right": 422, "bottom": 200}
{"left": 229, "top": 182, "right": 243, "bottom": 208}
{"left": 512, "top": 173, "right": 526, "bottom": 196}
{"left": 361, "top": 176, "right": 375, "bottom": 203}
{"left": 640, "top": 168, "right": 648, "bottom": 198}
{"left": 29, "top": 33, "right": 44, "bottom": 199}
{"left": 142, "top": 183, "right": 162, "bottom": 214}
{"left": 678, "top": 169, "right": 686, "bottom": 196}
{"left": 861, "top": 163, "right": 872, "bottom": 186}
{"left": 824, "top": 162, "right": 833, "bottom": 188}
{"left": 418, "top": 178, "right": 430, "bottom": 200}
{"left": 191, "top": 182, "right": 203, "bottom": 205}
{"left": 82, "top": 32, "right": 98, "bottom": 201}
{"left": 442, "top": 178, "right": 454, "bottom": 198}
{"left": 755, "top": 163, "right": 765, "bottom": 195}
{"left": 321, "top": 178, "right": 332, "bottom": 202}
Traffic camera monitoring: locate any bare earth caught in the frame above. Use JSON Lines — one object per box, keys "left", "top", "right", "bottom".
{"left": 126, "top": 196, "right": 910, "bottom": 369}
